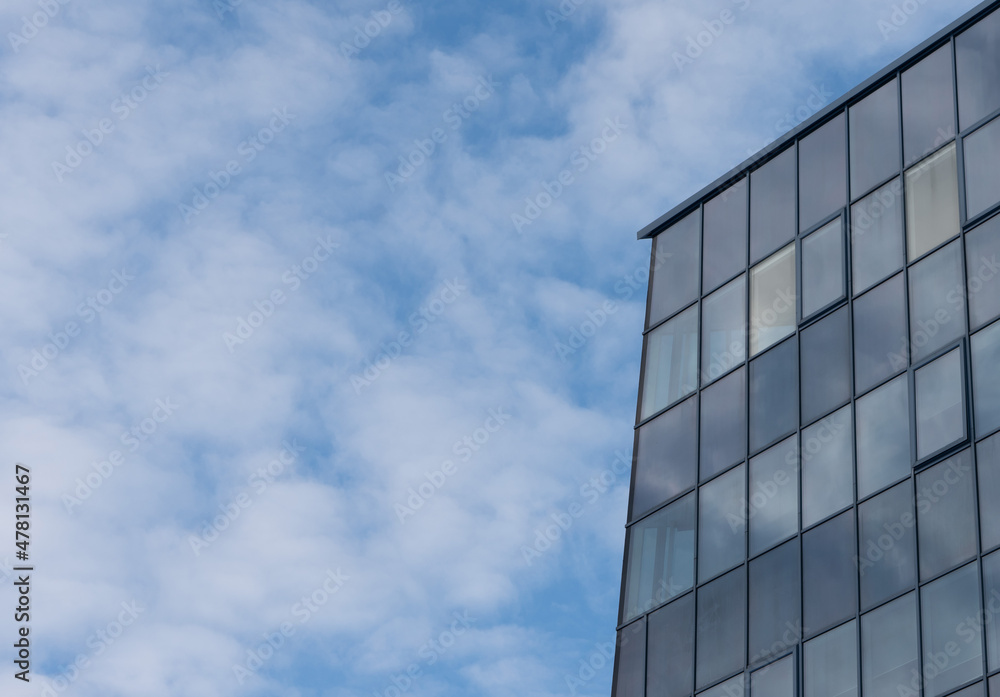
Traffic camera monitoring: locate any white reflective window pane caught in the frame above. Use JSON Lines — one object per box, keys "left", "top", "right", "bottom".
{"left": 801, "top": 405, "right": 854, "bottom": 528}
{"left": 915, "top": 348, "right": 966, "bottom": 460}
{"left": 856, "top": 375, "right": 910, "bottom": 498}
{"left": 699, "top": 465, "right": 745, "bottom": 583}
{"left": 650, "top": 210, "right": 700, "bottom": 326}
{"left": 904, "top": 143, "right": 960, "bottom": 262}
{"left": 802, "top": 217, "right": 845, "bottom": 318}
{"left": 750, "top": 244, "right": 796, "bottom": 356}
{"left": 749, "top": 436, "right": 799, "bottom": 556}
{"left": 751, "top": 654, "right": 795, "bottom": 697}
{"left": 921, "top": 562, "right": 984, "bottom": 697}
{"left": 851, "top": 178, "right": 905, "bottom": 295}
{"left": 861, "top": 592, "right": 918, "bottom": 697}
{"left": 702, "top": 275, "right": 746, "bottom": 385}
{"left": 641, "top": 306, "right": 698, "bottom": 420}
{"left": 805, "top": 621, "right": 858, "bottom": 697}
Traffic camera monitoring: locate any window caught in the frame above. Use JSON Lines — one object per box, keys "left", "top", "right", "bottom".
{"left": 749, "top": 540, "right": 801, "bottom": 661}
{"left": 647, "top": 594, "right": 695, "bottom": 697}
{"left": 851, "top": 178, "right": 905, "bottom": 295}
{"left": 856, "top": 375, "right": 910, "bottom": 498}
{"left": 983, "top": 550, "right": 1000, "bottom": 673}
{"left": 622, "top": 493, "right": 695, "bottom": 622}
{"left": 703, "top": 178, "right": 748, "bottom": 294}
{"left": 920, "top": 562, "right": 983, "bottom": 697}
{"left": 850, "top": 79, "right": 901, "bottom": 198}
{"left": 751, "top": 654, "right": 795, "bottom": 697}
{"left": 751, "top": 147, "right": 796, "bottom": 264}
{"left": 858, "top": 481, "right": 917, "bottom": 610}
{"left": 915, "top": 348, "right": 966, "bottom": 459}
{"left": 750, "top": 244, "right": 796, "bottom": 356}
{"left": 700, "top": 368, "right": 746, "bottom": 481}
{"left": 801, "top": 306, "right": 851, "bottom": 426}
{"left": 800, "top": 114, "right": 847, "bottom": 232}
{"left": 905, "top": 143, "right": 960, "bottom": 262}
{"left": 749, "top": 436, "right": 798, "bottom": 556}
{"left": 641, "top": 305, "right": 698, "bottom": 420}
{"left": 649, "top": 210, "right": 700, "bottom": 327}
{"left": 749, "top": 337, "right": 798, "bottom": 453}
{"left": 908, "top": 239, "right": 966, "bottom": 363}
{"left": 804, "top": 621, "right": 858, "bottom": 697}
{"left": 973, "top": 322, "right": 1000, "bottom": 438}
{"left": 702, "top": 275, "right": 746, "bottom": 385}
{"left": 979, "top": 432, "right": 1000, "bottom": 551}
{"left": 966, "top": 214, "right": 1000, "bottom": 329}
{"left": 917, "top": 450, "right": 977, "bottom": 581}
{"left": 803, "top": 511, "right": 857, "bottom": 636}
{"left": 853, "top": 274, "right": 907, "bottom": 394}
{"left": 860, "top": 592, "right": 918, "bottom": 697}
{"left": 801, "top": 405, "right": 854, "bottom": 528}
{"left": 901, "top": 44, "right": 955, "bottom": 166}
{"left": 633, "top": 396, "right": 698, "bottom": 519}
{"left": 699, "top": 464, "right": 745, "bottom": 582}
{"left": 801, "top": 217, "right": 846, "bottom": 318}
{"left": 614, "top": 619, "right": 646, "bottom": 697}
{"left": 964, "top": 116, "right": 1000, "bottom": 219}
{"left": 699, "top": 675, "right": 744, "bottom": 697}
{"left": 956, "top": 7, "right": 1000, "bottom": 131}
{"left": 697, "top": 567, "right": 746, "bottom": 689}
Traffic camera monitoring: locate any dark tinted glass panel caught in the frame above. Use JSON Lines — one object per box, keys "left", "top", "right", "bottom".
{"left": 704, "top": 178, "right": 748, "bottom": 294}
{"left": 649, "top": 210, "right": 700, "bottom": 326}
{"left": 851, "top": 178, "right": 905, "bottom": 295}
{"left": 697, "top": 567, "right": 746, "bottom": 689}
{"left": 751, "top": 654, "right": 795, "bottom": 697}
{"left": 951, "top": 684, "right": 985, "bottom": 697}
{"left": 750, "top": 244, "right": 796, "bottom": 356}
{"left": 749, "top": 436, "right": 798, "bottom": 556}
{"left": 699, "top": 464, "right": 745, "bottom": 582}
{"left": 901, "top": 44, "right": 956, "bottom": 166}
{"left": 699, "top": 675, "right": 744, "bottom": 697}
{"left": 623, "top": 493, "right": 695, "bottom": 622}
{"left": 749, "top": 337, "right": 798, "bottom": 453}
{"left": 859, "top": 481, "right": 917, "bottom": 610}
{"left": 647, "top": 594, "right": 694, "bottom": 697}
{"left": 854, "top": 274, "right": 907, "bottom": 394}
{"left": 957, "top": 7, "right": 1000, "bottom": 131}
{"left": 857, "top": 375, "right": 910, "bottom": 498}
{"left": 860, "top": 592, "right": 918, "bottom": 697}
{"left": 804, "top": 621, "right": 858, "bottom": 697}
{"left": 800, "top": 114, "right": 847, "bottom": 232}
{"left": 702, "top": 275, "right": 746, "bottom": 385}
{"left": 633, "top": 397, "right": 698, "bottom": 519}
{"left": 801, "top": 306, "right": 851, "bottom": 425}
{"left": 965, "top": 116, "right": 1000, "bottom": 219}
{"left": 641, "top": 305, "right": 698, "bottom": 420}
{"left": 850, "top": 79, "right": 901, "bottom": 198}
{"left": 802, "top": 405, "right": 854, "bottom": 528}
{"left": 905, "top": 143, "right": 960, "bottom": 263}
{"left": 749, "top": 540, "right": 800, "bottom": 661}
{"left": 993, "top": 673, "right": 1000, "bottom": 697}
{"left": 967, "top": 213, "right": 1000, "bottom": 329}
{"left": 979, "top": 433, "right": 1000, "bottom": 551}
{"left": 802, "top": 217, "right": 846, "bottom": 317}
{"left": 921, "top": 562, "right": 983, "bottom": 697}
{"left": 700, "top": 368, "right": 746, "bottom": 481}
{"left": 973, "top": 322, "right": 1000, "bottom": 438}
{"left": 751, "top": 147, "right": 796, "bottom": 264}
{"left": 984, "top": 550, "right": 1000, "bottom": 672}
{"left": 614, "top": 619, "right": 646, "bottom": 697}
{"left": 915, "top": 348, "right": 966, "bottom": 460}
{"left": 917, "top": 450, "right": 977, "bottom": 581}
{"left": 908, "top": 239, "right": 965, "bottom": 362}
{"left": 804, "top": 511, "right": 857, "bottom": 636}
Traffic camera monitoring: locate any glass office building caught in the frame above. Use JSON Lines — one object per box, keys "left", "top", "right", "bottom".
{"left": 613, "top": 2, "right": 1000, "bottom": 696}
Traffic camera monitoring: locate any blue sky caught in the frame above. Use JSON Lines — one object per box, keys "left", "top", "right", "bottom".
{"left": 0, "top": 0, "right": 987, "bottom": 695}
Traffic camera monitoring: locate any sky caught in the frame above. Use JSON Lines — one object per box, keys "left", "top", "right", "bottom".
{"left": 0, "top": 0, "right": 989, "bottom": 696}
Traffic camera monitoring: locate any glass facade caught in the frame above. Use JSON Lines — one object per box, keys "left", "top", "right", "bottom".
{"left": 615, "top": 5, "right": 1000, "bottom": 697}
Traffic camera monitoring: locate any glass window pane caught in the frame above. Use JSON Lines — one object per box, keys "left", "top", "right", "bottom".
{"left": 853, "top": 274, "right": 908, "bottom": 394}
{"left": 649, "top": 210, "right": 700, "bottom": 327}
{"left": 967, "top": 214, "right": 1000, "bottom": 329}
{"left": 858, "top": 481, "right": 917, "bottom": 610}
{"left": 979, "top": 432, "right": 1000, "bottom": 551}
{"left": 647, "top": 594, "right": 694, "bottom": 697}
{"left": 700, "top": 368, "right": 746, "bottom": 481}
{"left": 802, "top": 217, "right": 846, "bottom": 317}
{"left": 857, "top": 375, "right": 911, "bottom": 498}
{"left": 641, "top": 306, "right": 698, "bottom": 420}
{"left": 633, "top": 397, "right": 698, "bottom": 519}
{"left": 749, "top": 436, "right": 798, "bottom": 556}
{"left": 915, "top": 348, "right": 966, "bottom": 460}
{"left": 750, "top": 244, "right": 796, "bottom": 356}
{"left": 804, "top": 511, "right": 857, "bottom": 636}
{"left": 921, "top": 562, "right": 983, "bottom": 697}
{"left": 749, "top": 540, "right": 800, "bottom": 662}
{"left": 902, "top": 44, "right": 956, "bottom": 167}
{"left": 984, "top": 550, "right": 1000, "bottom": 673}
{"left": 699, "top": 464, "right": 746, "bottom": 582}
{"left": 749, "top": 338, "right": 798, "bottom": 453}
{"left": 802, "top": 405, "right": 854, "bottom": 528}
{"left": 801, "top": 306, "right": 852, "bottom": 426}
{"left": 622, "top": 493, "right": 695, "bottom": 622}
{"left": 908, "top": 238, "right": 966, "bottom": 362}
{"left": 751, "top": 654, "right": 795, "bottom": 697}
{"left": 805, "top": 621, "right": 858, "bottom": 697}
{"left": 973, "top": 321, "right": 1000, "bottom": 438}
{"left": 993, "top": 673, "right": 1000, "bottom": 697}
{"left": 861, "top": 592, "right": 918, "bottom": 697}
{"left": 702, "top": 275, "right": 746, "bottom": 385}
{"left": 697, "top": 567, "right": 746, "bottom": 689}
{"left": 965, "top": 116, "right": 1000, "bottom": 219}
{"left": 704, "top": 178, "right": 748, "bottom": 294}
{"left": 850, "top": 79, "right": 901, "bottom": 198}
{"left": 751, "top": 147, "right": 796, "bottom": 264}
{"left": 905, "top": 143, "right": 960, "bottom": 262}
{"left": 957, "top": 7, "right": 1000, "bottom": 131}
{"left": 917, "top": 450, "right": 977, "bottom": 581}
{"left": 614, "top": 619, "right": 646, "bottom": 697}
{"left": 851, "top": 178, "right": 905, "bottom": 295}
{"left": 698, "top": 674, "right": 744, "bottom": 697}
{"left": 950, "top": 684, "right": 985, "bottom": 697}
{"left": 800, "top": 113, "right": 847, "bottom": 232}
